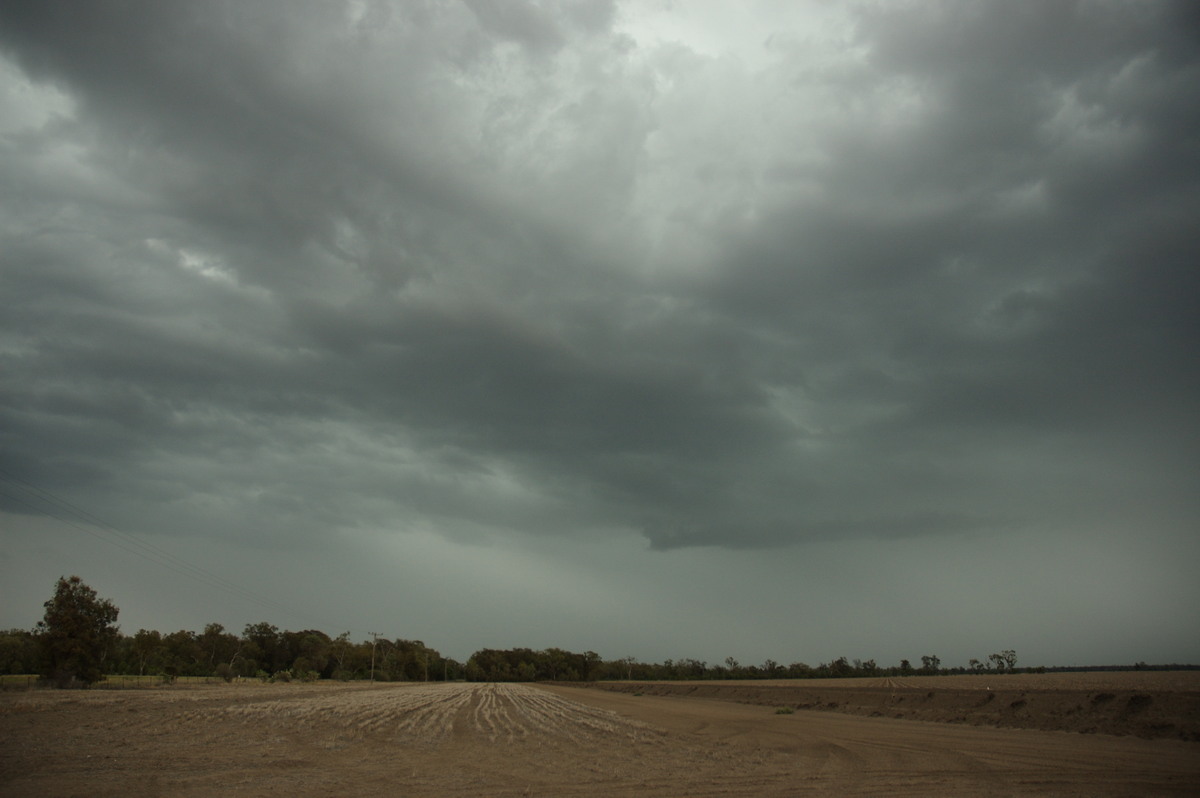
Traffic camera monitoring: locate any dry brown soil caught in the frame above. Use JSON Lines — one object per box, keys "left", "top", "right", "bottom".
{"left": 2, "top": 675, "right": 1198, "bottom": 796}
{"left": 585, "top": 671, "right": 1200, "bottom": 741}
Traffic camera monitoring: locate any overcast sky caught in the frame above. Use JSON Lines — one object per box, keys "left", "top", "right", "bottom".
{"left": 1, "top": 0, "right": 1197, "bottom": 669}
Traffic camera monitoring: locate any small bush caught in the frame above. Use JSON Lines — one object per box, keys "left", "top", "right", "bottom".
{"left": 775, "top": 706, "right": 795, "bottom": 715}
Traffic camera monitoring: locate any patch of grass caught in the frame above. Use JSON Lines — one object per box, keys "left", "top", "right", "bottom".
{"left": 774, "top": 706, "right": 795, "bottom": 715}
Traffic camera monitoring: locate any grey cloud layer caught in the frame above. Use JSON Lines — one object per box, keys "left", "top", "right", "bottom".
{"left": 1, "top": 1, "right": 1196, "bottom": 556}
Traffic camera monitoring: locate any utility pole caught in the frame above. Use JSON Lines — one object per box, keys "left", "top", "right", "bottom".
{"left": 369, "top": 632, "right": 380, "bottom": 681}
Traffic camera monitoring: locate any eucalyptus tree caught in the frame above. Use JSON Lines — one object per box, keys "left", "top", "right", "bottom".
{"left": 37, "top": 576, "right": 120, "bottom": 687}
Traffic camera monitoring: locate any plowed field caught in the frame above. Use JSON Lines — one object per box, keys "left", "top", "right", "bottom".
{"left": 585, "top": 671, "right": 1200, "bottom": 740}
{"left": 3, "top": 678, "right": 1198, "bottom": 796}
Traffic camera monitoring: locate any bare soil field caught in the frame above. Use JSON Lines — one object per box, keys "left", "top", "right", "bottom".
{"left": 2, "top": 678, "right": 1197, "bottom": 797}
{"left": 585, "top": 671, "right": 1200, "bottom": 741}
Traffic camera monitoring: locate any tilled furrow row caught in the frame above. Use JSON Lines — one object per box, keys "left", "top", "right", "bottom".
{"left": 176, "top": 683, "right": 658, "bottom": 747}
{"left": 472, "top": 683, "right": 503, "bottom": 740}
{"left": 393, "top": 685, "right": 474, "bottom": 741}
{"left": 515, "top": 686, "right": 649, "bottom": 740}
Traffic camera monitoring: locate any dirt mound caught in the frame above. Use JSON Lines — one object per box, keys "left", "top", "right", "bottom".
{"left": 586, "top": 673, "right": 1200, "bottom": 741}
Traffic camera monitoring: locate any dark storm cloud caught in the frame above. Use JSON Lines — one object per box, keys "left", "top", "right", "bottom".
{"left": 684, "top": 1, "right": 1200, "bottom": 542}
{"left": 1, "top": 0, "right": 1196, "bottom": 565}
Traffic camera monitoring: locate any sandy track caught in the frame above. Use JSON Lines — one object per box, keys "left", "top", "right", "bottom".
{"left": 3, "top": 681, "right": 1197, "bottom": 796}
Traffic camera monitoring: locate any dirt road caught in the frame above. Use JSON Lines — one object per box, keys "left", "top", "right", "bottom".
{"left": 2, "top": 681, "right": 1197, "bottom": 796}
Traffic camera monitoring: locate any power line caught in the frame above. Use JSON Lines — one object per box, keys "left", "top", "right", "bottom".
{"left": 0, "top": 470, "right": 292, "bottom": 614}
{"left": 0, "top": 467, "right": 341, "bottom": 631}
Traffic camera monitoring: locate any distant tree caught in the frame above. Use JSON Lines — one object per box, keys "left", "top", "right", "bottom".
{"left": 284, "top": 630, "right": 332, "bottom": 678}
{"left": 541, "top": 647, "right": 569, "bottom": 680}
{"left": 37, "top": 576, "right": 120, "bottom": 687}
{"left": 786, "top": 661, "right": 812, "bottom": 678}
{"left": 467, "top": 648, "right": 512, "bottom": 681}
{"left": 582, "top": 650, "right": 601, "bottom": 681}
{"left": 827, "top": 656, "right": 852, "bottom": 677}
{"left": 242, "top": 622, "right": 281, "bottom": 673}
{"left": 162, "top": 630, "right": 203, "bottom": 676}
{"left": 988, "top": 650, "right": 1018, "bottom": 673}
{"left": 130, "top": 629, "right": 164, "bottom": 676}
{"left": 0, "top": 628, "right": 39, "bottom": 675}
{"left": 330, "top": 632, "right": 354, "bottom": 678}
{"left": 919, "top": 655, "right": 941, "bottom": 675}
{"left": 198, "top": 623, "right": 241, "bottom": 674}
{"left": 899, "top": 659, "right": 914, "bottom": 676}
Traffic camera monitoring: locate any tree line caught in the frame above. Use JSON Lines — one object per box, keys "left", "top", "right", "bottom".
{"left": 5, "top": 576, "right": 1038, "bottom": 688}
{"left": 473, "top": 652, "right": 1031, "bottom": 683}
{"left": 3, "top": 577, "right": 458, "bottom": 686}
